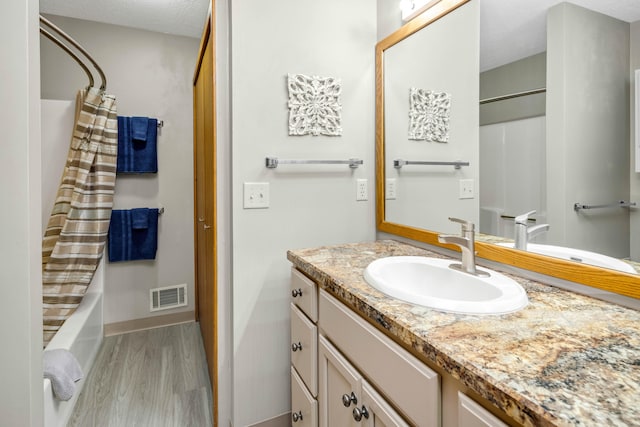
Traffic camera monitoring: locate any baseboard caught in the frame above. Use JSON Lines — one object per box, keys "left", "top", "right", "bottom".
{"left": 247, "top": 412, "right": 290, "bottom": 427}
{"left": 104, "top": 310, "right": 195, "bottom": 336}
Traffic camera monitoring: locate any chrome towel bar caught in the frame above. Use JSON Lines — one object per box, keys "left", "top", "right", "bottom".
{"left": 265, "top": 157, "right": 363, "bottom": 169}
{"left": 393, "top": 159, "right": 469, "bottom": 169}
{"left": 574, "top": 200, "right": 637, "bottom": 211}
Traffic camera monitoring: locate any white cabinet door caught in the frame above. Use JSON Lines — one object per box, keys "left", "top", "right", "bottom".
{"left": 291, "top": 267, "right": 318, "bottom": 321}
{"left": 319, "top": 289, "right": 440, "bottom": 426}
{"left": 291, "top": 303, "right": 318, "bottom": 396}
{"left": 458, "top": 392, "right": 508, "bottom": 427}
{"left": 361, "top": 381, "right": 410, "bottom": 427}
{"left": 319, "top": 335, "right": 412, "bottom": 427}
{"left": 319, "top": 335, "right": 362, "bottom": 427}
{"left": 291, "top": 367, "right": 318, "bottom": 426}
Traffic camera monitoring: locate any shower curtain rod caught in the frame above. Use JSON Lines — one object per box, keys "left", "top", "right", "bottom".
{"left": 39, "top": 27, "right": 95, "bottom": 88}
{"left": 39, "top": 15, "right": 107, "bottom": 90}
{"left": 479, "top": 87, "right": 546, "bottom": 105}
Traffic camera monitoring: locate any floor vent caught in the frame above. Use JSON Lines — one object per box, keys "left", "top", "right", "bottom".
{"left": 150, "top": 284, "right": 187, "bottom": 312}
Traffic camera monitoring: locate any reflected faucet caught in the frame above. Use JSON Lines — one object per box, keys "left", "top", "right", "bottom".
{"left": 438, "top": 217, "right": 489, "bottom": 277}
{"left": 514, "top": 210, "right": 550, "bottom": 250}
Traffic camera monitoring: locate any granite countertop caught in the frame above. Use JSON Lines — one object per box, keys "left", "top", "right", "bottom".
{"left": 287, "top": 240, "right": 640, "bottom": 427}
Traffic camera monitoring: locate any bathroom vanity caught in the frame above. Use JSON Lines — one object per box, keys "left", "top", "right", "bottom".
{"left": 288, "top": 240, "right": 640, "bottom": 426}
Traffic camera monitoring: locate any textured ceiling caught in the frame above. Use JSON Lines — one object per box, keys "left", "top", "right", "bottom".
{"left": 39, "top": 0, "right": 210, "bottom": 38}
{"left": 481, "top": 0, "right": 640, "bottom": 71}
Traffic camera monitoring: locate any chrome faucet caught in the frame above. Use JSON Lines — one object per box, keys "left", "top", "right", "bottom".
{"left": 438, "top": 217, "right": 489, "bottom": 277}
{"left": 514, "top": 210, "right": 550, "bottom": 250}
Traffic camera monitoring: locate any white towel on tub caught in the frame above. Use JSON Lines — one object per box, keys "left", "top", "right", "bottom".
{"left": 43, "top": 349, "right": 83, "bottom": 401}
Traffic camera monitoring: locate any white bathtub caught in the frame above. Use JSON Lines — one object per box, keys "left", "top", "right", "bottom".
{"left": 43, "top": 261, "right": 104, "bottom": 427}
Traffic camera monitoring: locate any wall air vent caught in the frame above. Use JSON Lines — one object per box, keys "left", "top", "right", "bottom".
{"left": 150, "top": 284, "right": 187, "bottom": 312}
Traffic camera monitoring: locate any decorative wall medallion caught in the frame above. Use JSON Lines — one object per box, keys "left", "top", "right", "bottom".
{"left": 287, "top": 73, "right": 342, "bottom": 136}
{"left": 408, "top": 88, "right": 451, "bottom": 142}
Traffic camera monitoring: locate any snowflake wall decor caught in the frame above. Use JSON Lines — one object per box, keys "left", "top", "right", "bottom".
{"left": 408, "top": 88, "right": 451, "bottom": 142}
{"left": 287, "top": 73, "right": 342, "bottom": 136}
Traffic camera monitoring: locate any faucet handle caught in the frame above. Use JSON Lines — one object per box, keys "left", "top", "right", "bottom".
{"left": 448, "top": 217, "right": 474, "bottom": 233}
{"left": 515, "top": 210, "right": 536, "bottom": 225}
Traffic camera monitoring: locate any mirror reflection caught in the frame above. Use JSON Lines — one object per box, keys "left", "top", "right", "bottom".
{"left": 382, "top": 0, "right": 640, "bottom": 274}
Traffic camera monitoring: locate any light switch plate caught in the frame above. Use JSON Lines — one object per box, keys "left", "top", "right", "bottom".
{"left": 356, "top": 179, "right": 368, "bottom": 201}
{"left": 386, "top": 178, "right": 397, "bottom": 200}
{"left": 459, "top": 179, "right": 474, "bottom": 199}
{"left": 243, "top": 182, "right": 270, "bottom": 209}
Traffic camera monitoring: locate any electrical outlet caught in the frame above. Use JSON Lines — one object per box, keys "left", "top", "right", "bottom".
{"left": 459, "top": 179, "right": 474, "bottom": 199}
{"left": 243, "top": 182, "right": 270, "bottom": 208}
{"left": 386, "top": 178, "right": 397, "bottom": 200}
{"left": 356, "top": 179, "right": 368, "bottom": 201}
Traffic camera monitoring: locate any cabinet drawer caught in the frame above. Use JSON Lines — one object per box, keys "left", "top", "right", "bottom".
{"left": 319, "top": 290, "right": 440, "bottom": 426}
{"left": 291, "top": 366, "right": 318, "bottom": 427}
{"left": 291, "top": 303, "right": 318, "bottom": 397}
{"left": 291, "top": 267, "right": 318, "bottom": 322}
{"left": 458, "top": 393, "right": 507, "bottom": 427}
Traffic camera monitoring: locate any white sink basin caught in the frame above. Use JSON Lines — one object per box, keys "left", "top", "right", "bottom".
{"left": 497, "top": 243, "right": 637, "bottom": 274}
{"left": 363, "top": 256, "right": 528, "bottom": 315}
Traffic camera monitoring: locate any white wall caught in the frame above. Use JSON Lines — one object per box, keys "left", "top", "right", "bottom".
{"left": 0, "top": 0, "right": 44, "bottom": 425}
{"left": 547, "top": 3, "right": 630, "bottom": 258}
{"left": 378, "top": 0, "right": 403, "bottom": 41}
{"left": 214, "top": 0, "right": 233, "bottom": 425}
{"left": 384, "top": 1, "right": 480, "bottom": 235}
{"left": 230, "top": 0, "right": 377, "bottom": 424}
{"left": 40, "top": 16, "right": 200, "bottom": 325}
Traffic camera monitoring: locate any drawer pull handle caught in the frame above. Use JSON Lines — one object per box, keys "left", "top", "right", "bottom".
{"left": 292, "top": 411, "right": 303, "bottom": 422}
{"left": 352, "top": 406, "right": 370, "bottom": 422}
{"left": 291, "top": 288, "right": 303, "bottom": 298}
{"left": 291, "top": 342, "right": 303, "bottom": 352}
{"left": 342, "top": 392, "right": 357, "bottom": 407}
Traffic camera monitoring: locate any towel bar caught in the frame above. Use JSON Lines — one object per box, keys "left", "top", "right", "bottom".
{"left": 574, "top": 201, "right": 637, "bottom": 211}
{"left": 393, "top": 159, "right": 469, "bottom": 169}
{"left": 265, "top": 156, "right": 363, "bottom": 169}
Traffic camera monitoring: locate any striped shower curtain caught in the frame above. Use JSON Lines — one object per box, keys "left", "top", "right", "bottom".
{"left": 42, "top": 88, "right": 117, "bottom": 346}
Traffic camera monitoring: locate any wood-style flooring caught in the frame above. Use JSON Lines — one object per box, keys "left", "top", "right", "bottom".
{"left": 68, "top": 322, "right": 212, "bottom": 427}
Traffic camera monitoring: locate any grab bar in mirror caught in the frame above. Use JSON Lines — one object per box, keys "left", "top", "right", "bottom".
{"left": 574, "top": 200, "right": 637, "bottom": 211}
{"left": 393, "top": 159, "right": 469, "bottom": 169}
{"left": 265, "top": 157, "right": 363, "bottom": 169}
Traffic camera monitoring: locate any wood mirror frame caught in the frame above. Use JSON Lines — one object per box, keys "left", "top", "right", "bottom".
{"left": 375, "top": 0, "right": 640, "bottom": 299}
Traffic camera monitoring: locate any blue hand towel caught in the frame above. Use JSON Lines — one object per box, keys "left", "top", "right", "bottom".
{"left": 131, "top": 208, "right": 149, "bottom": 229}
{"left": 43, "top": 349, "right": 83, "bottom": 401}
{"left": 116, "top": 116, "right": 158, "bottom": 174}
{"left": 131, "top": 117, "right": 149, "bottom": 142}
{"left": 108, "top": 208, "right": 159, "bottom": 262}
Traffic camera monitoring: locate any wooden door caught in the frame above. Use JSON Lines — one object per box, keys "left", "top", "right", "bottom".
{"left": 193, "top": 8, "right": 217, "bottom": 425}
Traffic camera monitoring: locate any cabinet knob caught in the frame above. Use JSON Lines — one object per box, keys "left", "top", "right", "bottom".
{"left": 292, "top": 411, "right": 303, "bottom": 422}
{"left": 291, "top": 342, "right": 302, "bottom": 352}
{"left": 203, "top": 224, "right": 211, "bottom": 229}
{"left": 291, "top": 288, "right": 303, "bottom": 298}
{"left": 342, "top": 392, "right": 357, "bottom": 407}
{"left": 352, "top": 406, "right": 370, "bottom": 422}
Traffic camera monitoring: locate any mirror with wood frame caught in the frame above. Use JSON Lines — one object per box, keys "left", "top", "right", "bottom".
{"left": 375, "top": 0, "right": 640, "bottom": 300}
